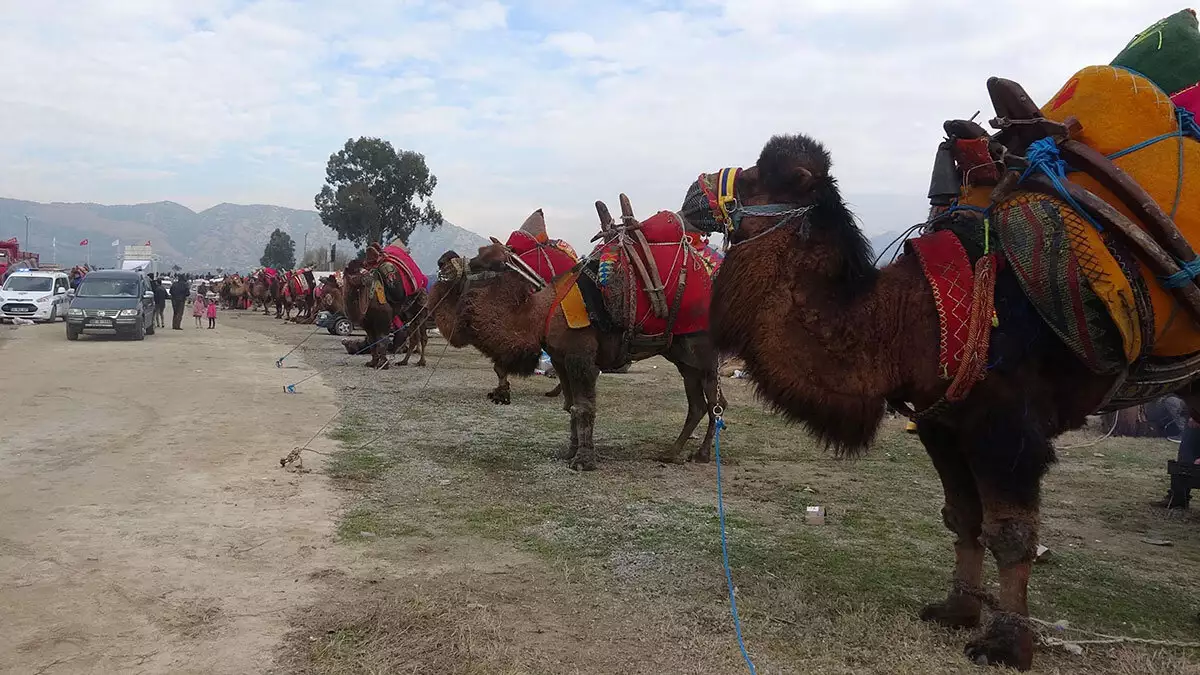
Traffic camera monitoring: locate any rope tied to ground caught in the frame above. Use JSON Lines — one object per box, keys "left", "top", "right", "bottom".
{"left": 713, "top": 410, "right": 759, "bottom": 674}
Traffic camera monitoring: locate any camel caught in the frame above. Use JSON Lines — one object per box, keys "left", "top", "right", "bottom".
{"left": 438, "top": 205, "right": 721, "bottom": 471}
{"left": 428, "top": 210, "right": 577, "bottom": 403}
{"left": 339, "top": 260, "right": 395, "bottom": 369}
{"left": 286, "top": 269, "right": 317, "bottom": 324}
{"left": 704, "top": 132, "right": 1200, "bottom": 671}
{"left": 219, "top": 274, "right": 248, "bottom": 310}
{"left": 248, "top": 270, "right": 273, "bottom": 315}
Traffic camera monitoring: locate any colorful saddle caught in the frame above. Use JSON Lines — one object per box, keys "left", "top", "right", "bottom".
{"left": 505, "top": 209, "right": 579, "bottom": 282}
{"left": 587, "top": 210, "right": 721, "bottom": 339}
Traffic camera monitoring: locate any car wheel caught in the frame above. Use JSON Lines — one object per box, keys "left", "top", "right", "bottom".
{"left": 44, "top": 305, "right": 57, "bottom": 323}
{"left": 66, "top": 325, "right": 80, "bottom": 341}
{"left": 132, "top": 320, "right": 146, "bottom": 341}
{"left": 334, "top": 318, "right": 353, "bottom": 336}
{"left": 146, "top": 319, "right": 155, "bottom": 336}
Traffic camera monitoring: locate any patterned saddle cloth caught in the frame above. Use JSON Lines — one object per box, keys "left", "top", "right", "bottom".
{"left": 583, "top": 211, "right": 721, "bottom": 338}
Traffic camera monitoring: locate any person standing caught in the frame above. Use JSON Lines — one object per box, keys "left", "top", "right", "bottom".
{"left": 152, "top": 277, "right": 168, "bottom": 328}
{"left": 169, "top": 274, "right": 189, "bottom": 330}
{"left": 192, "top": 290, "right": 206, "bottom": 328}
{"left": 206, "top": 294, "right": 218, "bottom": 329}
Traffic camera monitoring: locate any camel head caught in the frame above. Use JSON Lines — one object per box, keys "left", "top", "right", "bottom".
{"left": 435, "top": 250, "right": 468, "bottom": 284}
{"left": 343, "top": 259, "right": 369, "bottom": 287}
{"left": 469, "top": 238, "right": 509, "bottom": 274}
{"left": 723, "top": 134, "right": 875, "bottom": 292}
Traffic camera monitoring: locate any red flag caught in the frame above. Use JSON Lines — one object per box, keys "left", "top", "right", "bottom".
{"left": 144, "top": 240, "right": 151, "bottom": 246}
{"left": 79, "top": 239, "right": 89, "bottom": 246}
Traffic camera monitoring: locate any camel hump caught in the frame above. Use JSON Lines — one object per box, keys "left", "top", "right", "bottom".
{"left": 520, "top": 209, "right": 549, "bottom": 242}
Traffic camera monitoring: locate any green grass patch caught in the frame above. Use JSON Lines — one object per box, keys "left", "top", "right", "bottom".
{"left": 337, "top": 504, "right": 432, "bottom": 542}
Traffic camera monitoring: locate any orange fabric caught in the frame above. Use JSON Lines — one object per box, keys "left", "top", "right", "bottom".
{"left": 1042, "top": 65, "right": 1200, "bottom": 357}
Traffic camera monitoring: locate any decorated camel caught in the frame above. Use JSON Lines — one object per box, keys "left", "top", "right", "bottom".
{"left": 339, "top": 260, "right": 395, "bottom": 369}
{"left": 701, "top": 26, "right": 1200, "bottom": 669}
{"left": 218, "top": 274, "right": 248, "bottom": 310}
{"left": 248, "top": 268, "right": 276, "bottom": 315}
{"left": 437, "top": 201, "right": 723, "bottom": 469}
{"left": 428, "top": 210, "right": 578, "bottom": 403}
{"left": 284, "top": 268, "right": 317, "bottom": 323}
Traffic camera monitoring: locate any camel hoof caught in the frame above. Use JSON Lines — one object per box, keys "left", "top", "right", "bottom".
{"left": 487, "top": 389, "right": 511, "bottom": 405}
{"left": 569, "top": 455, "right": 597, "bottom": 471}
{"left": 689, "top": 450, "right": 711, "bottom": 464}
{"left": 963, "top": 614, "right": 1034, "bottom": 671}
{"left": 557, "top": 446, "right": 578, "bottom": 460}
{"left": 656, "top": 450, "right": 687, "bottom": 465}
{"left": 918, "top": 596, "right": 981, "bottom": 630}
{"left": 415, "top": 361, "right": 427, "bottom": 367}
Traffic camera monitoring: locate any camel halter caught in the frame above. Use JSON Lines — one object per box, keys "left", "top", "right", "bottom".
{"left": 725, "top": 203, "right": 813, "bottom": 249}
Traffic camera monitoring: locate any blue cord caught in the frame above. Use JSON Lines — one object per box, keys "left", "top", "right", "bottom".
{"left": 1020, "top": 138, "right": 1107, "bottom": 233}
{"left": 714, "top": 417, "right": 758, "bottom": 674}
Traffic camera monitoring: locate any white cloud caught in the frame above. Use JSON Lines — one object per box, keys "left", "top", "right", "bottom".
{"left": 0, "top": 0, "right": 1189, "bottom": 249}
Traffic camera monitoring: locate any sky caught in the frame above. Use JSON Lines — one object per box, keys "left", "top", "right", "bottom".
{"left": 0, "top": 0, "right": 1188, "bottom": 247}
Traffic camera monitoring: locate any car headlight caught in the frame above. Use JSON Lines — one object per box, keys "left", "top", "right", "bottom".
{"left": 68, "top": 308, "right": 84, "bottom": 316}
{"left": 118, "top": 309, "right": 139, "bottom": 316}
{"left": 37, "top": 295, "right": 52, "bottom": 303}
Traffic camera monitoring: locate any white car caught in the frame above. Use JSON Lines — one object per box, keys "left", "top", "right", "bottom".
{"left": 0, "top": 271, "right": 72, "bottom": 322}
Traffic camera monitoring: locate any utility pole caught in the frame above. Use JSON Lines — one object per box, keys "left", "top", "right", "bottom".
{"left": 303, "top": 232, "right": 308, "bottom": 264}
{"left": 24, "top": 215, "right": 30, "bottom": 250}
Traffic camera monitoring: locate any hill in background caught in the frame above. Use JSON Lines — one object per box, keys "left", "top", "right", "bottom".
{"left": 0, "top": 198, "right": 487, "bottom": 275}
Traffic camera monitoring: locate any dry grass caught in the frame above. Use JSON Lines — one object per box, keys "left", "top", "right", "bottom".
{"left": 246, "top": 315, "right": 1200, "bottom": 675}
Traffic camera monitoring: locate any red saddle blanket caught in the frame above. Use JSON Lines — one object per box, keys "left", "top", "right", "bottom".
{"left": 288, "top": 271, "right": 311, "bottom": 297}
{"left": 505, "top": 230, "right": 579, "bottom": 281}
{"left": 381, "top": 245, "right": 428, "bottom": 296}
{"left": 594, "top": 211, "right": 721, "bottom": 336}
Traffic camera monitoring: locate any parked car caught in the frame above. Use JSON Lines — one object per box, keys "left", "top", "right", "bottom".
{"left": 316, "top": 310, "right": 353, "bottom": 336}
{"left": 0, "top": 270, "right": 71, "bottom": 322}
{"left": 65, "top": 269, "right": 156, "bottom": 341}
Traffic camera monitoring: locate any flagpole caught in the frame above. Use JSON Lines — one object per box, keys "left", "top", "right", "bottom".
{"left": 87, "top": 242, "right": 90, "bottom": 266}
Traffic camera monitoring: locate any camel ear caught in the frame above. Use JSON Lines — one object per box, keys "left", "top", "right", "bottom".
{"left": 489, "top": 236, "right": 503, "bottom": 246}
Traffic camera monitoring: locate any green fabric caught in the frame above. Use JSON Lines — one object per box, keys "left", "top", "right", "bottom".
{"left": 1112, "top": 9, "right": 1200, "bottom": 95}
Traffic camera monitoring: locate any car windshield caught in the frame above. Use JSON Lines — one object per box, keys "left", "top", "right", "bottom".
{"left": 77, "top": 278, "right": 139, "bottom": 297}
{"left": 3, "top": 276, "right": 53, "bottom": 292}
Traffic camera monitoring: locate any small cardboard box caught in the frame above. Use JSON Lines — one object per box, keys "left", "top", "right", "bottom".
{"left": 805, "top": 505, "right": 826, "bottom": 525}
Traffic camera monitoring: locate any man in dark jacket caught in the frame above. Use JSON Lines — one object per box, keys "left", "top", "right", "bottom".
{"left": 152, "top": 277, "right": 169, "bottom": 328}
{"left": 169, "top": 274, "right": 189, "bottom": 330}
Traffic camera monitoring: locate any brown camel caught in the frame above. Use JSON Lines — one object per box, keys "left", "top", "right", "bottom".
{"left": 439, "top": 214, "right": 721, "bottom": 470}
{"left": 340, "top": 260, "right": 395, "bottom": 369}
{"left": 249, "top": 272, "right": 272, "bottom": 315}
{"left": 428, "top": 210, "right": 574, "bottom": 403}
{"left": 704, "top": 133, "right": 1200, "bottom": 671}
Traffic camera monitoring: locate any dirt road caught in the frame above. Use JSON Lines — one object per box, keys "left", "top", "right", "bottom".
{"left": 0, "top": 319, "right": 345, "bottom": 674}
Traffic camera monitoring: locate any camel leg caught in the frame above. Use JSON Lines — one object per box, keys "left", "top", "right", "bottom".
{"left": 415, "top": 328, "right": 428, "bottom": 367}
{"left": 552, "top": 356, "right": 578, "bottom": 461}
{"left": 564, "top": 354, "right": 599, "bottom": 471}
{"left": 397, "top": 330, "right": 412, "bottom": 365}
{"left": 916, "top": 421, "right": 985, "bottom": 630}
{"left": 961, "top": 417, "right": 1048, "bottom": 672}
{"left": 488, "top": 363, "right": 511, "bottom": 404}
{"left": 691, "top": 366, "right": 720, "bottom": 463}
{"left": 660, "top": 364, "right": 707, "bottom": 464}
{"left": 544, "top": 383, "right": 562, "bottom": 398}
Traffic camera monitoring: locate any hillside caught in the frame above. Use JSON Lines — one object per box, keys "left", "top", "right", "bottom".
{"left": 0, "top": 198, "right": 487, "bottom": 274}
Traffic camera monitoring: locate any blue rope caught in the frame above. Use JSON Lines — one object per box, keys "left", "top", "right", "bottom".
{"left": 1019, "top": 138, "right": 1106, "bottom": 233}
{"left": 1162, "top": 258, "right": 1200, "bottom": 288}
{"left": 713, "top": 417, "right": 758, "bottom": 674}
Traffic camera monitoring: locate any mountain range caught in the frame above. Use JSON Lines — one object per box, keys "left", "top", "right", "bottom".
{"left": 0, "top": 197, "right": 488, "bottom": 275}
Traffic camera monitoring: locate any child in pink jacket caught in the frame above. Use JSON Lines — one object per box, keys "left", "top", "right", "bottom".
{"left": 206, "top": 295, "right": 218, "bottom": 329}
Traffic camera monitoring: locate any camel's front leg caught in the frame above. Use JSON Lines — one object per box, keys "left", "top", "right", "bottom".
{"left": 488, "top": 363, "right": 512, "bottom": 404}
{"left": 662, "top": 364, "right": 706, "bottom": 464}
{"left": 917, "top": 422, "right": 985, "bottom": 629}
{"left": 961, "top": 420, "right": 1049, "bottom": 672}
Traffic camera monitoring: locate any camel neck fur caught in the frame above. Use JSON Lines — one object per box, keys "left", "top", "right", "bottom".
{"left": 457, "top": 270, "right": 555, "bottom": 361}
{"left": 713, "top": 197, "right": 929, "bottom": 454}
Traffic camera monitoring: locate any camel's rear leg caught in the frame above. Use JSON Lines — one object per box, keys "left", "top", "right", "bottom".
{"left": 561, "top": 354, "right": 598, "bottom": 470}
{"left": 551, "top": 356, "right": 577, "bottom": 460}
{"left": 414, "top": 327, "right": 428, "bottom": 367}
{"left": 916, "top": 421, "right": 985, "bottom": 629}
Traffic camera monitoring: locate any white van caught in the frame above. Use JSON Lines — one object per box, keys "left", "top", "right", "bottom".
{"left": 0, "top": 270, "right": 72, "bottom": 322}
